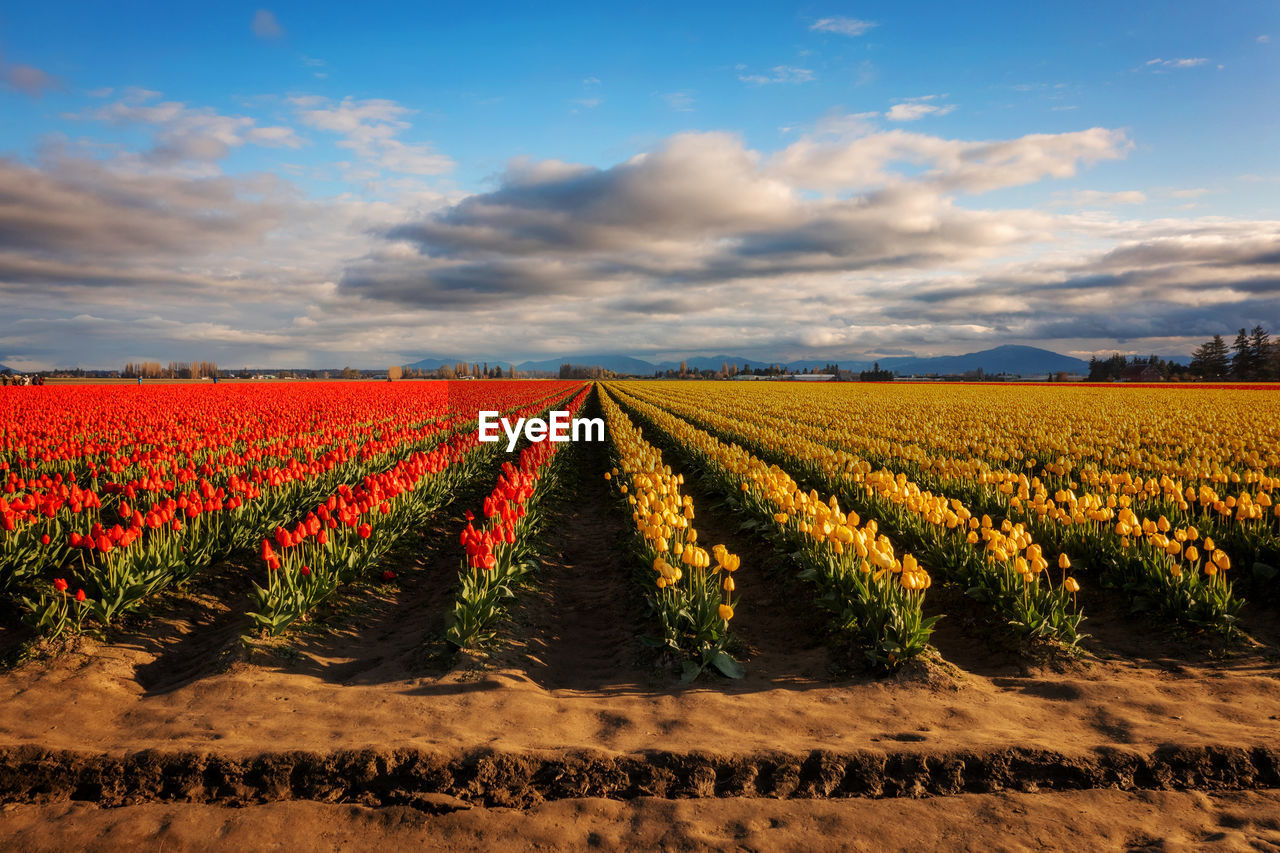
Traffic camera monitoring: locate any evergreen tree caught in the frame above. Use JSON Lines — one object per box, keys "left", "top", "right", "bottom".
{"left": 1191, "top": 335, "right": 1230, "bottom": 378}
{"left": 1231, "top": 328, "right": 1253, "bottom": 378}
{"left": 1249, "top": 325, "right": 1273, "bottom": 379}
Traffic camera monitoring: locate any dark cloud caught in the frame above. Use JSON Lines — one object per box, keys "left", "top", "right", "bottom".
{"left": 2, "top": 63, "right": 60, "bottom": 97}
{"left": 252, "top": 10, "right": 284, "bottom": 39}
{"left": 0, "top": 154, "right": 286, "bottom": 266}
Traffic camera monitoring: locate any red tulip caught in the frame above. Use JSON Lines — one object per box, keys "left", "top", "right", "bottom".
{"left": 53, "top": 578, "right": 69, "bottom": 593}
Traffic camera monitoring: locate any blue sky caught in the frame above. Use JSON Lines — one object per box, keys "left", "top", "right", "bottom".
{"left": 0, "top": 2, "right": 1277, "bottom": 368}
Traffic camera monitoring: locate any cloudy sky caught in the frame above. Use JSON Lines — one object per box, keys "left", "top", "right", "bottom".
{"left": 1, "top": 1, "right": 1277, "bottom": 370}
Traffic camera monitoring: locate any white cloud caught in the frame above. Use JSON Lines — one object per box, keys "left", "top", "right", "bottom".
{"left": 252, "top": 9, "right": 284, "bottom": 39}
{"left": 1144, "top": 57, "right": 1208, "bottom": 70}
{"left": 662, "top": 91, "right": 695, "bottom": 112}
{"left": 1053, "top": 190, "right": 1148, "bottom": 207}
{"left": 78, "top": 90, "right": 303, "bottom": 165}
{"left": 810, "top": 17, "right": 877, "bottom": 37}
{"left": 885, "top": 95, "right": 956, "bottom": 122}
{"left": 1258, "top": 35, "right": 1271, "bottom": 44}
{"left": 739, "top": 65, "right": 815, "bottom": 85}
{"left": 887, "top": 102, "right": 956, "bottom": 121}
{"left": 291, "top": 96, "right": 454, "bottom": 175}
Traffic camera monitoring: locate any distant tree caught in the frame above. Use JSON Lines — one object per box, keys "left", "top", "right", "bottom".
{"left": 1249, "top": 325, "right": 1273, "bottom": 380}
{"left": 1231, "top": 328, "right": 1255, "bottom": 379}
{"left": 859, "top": 361, "right": 893, "bottom": 382}
{"left": 1190, "top": 335, "right": 1230, "bottom": 378}
{"left": 388, "top": 365, "right": 403, "bottom": 381}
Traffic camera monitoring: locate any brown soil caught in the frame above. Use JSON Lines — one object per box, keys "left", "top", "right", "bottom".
{"left": 1, "top": 410, "right": 1278, "bottom": 843}
{"left": 4, "top": 791, "right": 1280, "bottom": 851}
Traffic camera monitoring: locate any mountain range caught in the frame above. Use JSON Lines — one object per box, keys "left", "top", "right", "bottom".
{"left": 405, "top": 345, "right": 1091, "bottom": 377}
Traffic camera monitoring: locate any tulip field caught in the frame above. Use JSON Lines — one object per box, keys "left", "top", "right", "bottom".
{"left": 1, "top": 379, "right": 1277, "bottom": 662}
{"left": 1, "top": 379, "right": 1279, "bottom": 835}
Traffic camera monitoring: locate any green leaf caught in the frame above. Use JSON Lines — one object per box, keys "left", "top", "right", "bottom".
{"left": 680, "top": 660, "right": 703, "bottom": 683}
{"left": 711, "top": 651, "right": 745, "bottom": 679}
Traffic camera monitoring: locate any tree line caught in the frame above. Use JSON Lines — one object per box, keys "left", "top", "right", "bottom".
{"left": 122, "top": 361, "right": 219, "bottom": 379}
{"left": 1087, "top": 325, "right": 1278, "bottom": 381}
{"left": 1188, "top": 326, "right": 1277, "bottom": 380}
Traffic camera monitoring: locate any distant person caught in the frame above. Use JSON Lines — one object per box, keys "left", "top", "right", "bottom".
{"left": 137, "top": 376, "right": 142, "bottom": 385}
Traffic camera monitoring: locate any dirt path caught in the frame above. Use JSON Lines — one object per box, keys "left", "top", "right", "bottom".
{"left": 4, "top": 790, "right": 1280, "bottom": 852}
{"left": 500, "top": 429, "right": 647, "bottom": 692}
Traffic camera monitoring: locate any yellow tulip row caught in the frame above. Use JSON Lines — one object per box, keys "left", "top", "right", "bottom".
{"left": 618, "top": 386, "right": 1063, "bottom": 587}
{"left": 684, "top": 383, "right": 1280, "bottom": 488}
{"left": 620, "top": 381, "right": 1252, "bottom": 634}
{"left": 598, "top": 389, "right": 741, "bottom": 677}
{"left": 614, "top": 382, "right": 1086, "bottom": 646}
{"left": 601, "top": 389, "right": 738, "bottom": 598}
{"left": 629, "top": 381, "right": 1275, "bottom": 595}
{"left": 603, "top": 384, "right": 936, "bottom": 669}
{"left": 640, "top": 381, "right": 1279, "bottom": 508}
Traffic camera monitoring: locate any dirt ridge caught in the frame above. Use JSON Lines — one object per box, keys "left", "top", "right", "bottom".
{"left": 2, "top": 744, "right": 1278, "bottom": 810}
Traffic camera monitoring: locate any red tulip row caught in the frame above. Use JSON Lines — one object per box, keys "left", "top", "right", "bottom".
{"left": 446, "top": 385, "right": 591, "bottom": 649}
{"left": 249, "top": 384, "right": 588, "bottom": 636}
{"left": 7, "top": 381, "right": 578, "bottom": 639}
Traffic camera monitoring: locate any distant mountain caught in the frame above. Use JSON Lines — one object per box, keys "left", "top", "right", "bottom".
{"left": 0, "top": 363, "right": 11, "bottom": 373}
{"left": 654, "top": 355, "right": 780, "bottom": 373}
{"left": 409, "top": 344, "right": 1088, "bottom": 378}
{"left": 404, "top": 354, "right": 509, "bottom": 371}
{"left": 878, "top": 345, "right": 1089, "bottom": 377}
{"left": 516, "top": 354, "right": 659, "bottom": 375}
{"left": 661, "top": 347, "right": 1086, "bottom": 376}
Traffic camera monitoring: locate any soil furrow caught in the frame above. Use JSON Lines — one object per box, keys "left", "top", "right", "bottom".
{"left": 2, "top": 744, "right": 1278, "bottom": 810}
